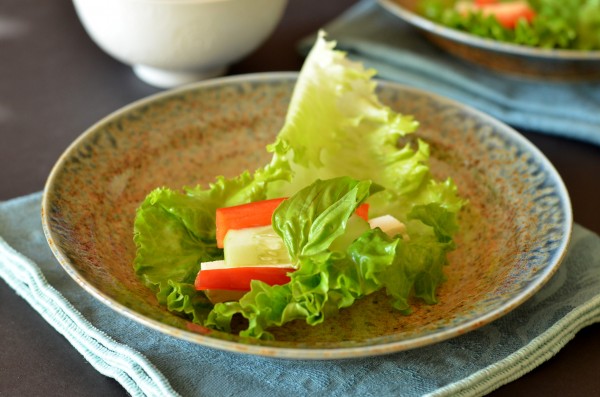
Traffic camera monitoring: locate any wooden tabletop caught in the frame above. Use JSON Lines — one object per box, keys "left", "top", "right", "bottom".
{"left": 1, "top": 1, "right": 599, "bottom": 395}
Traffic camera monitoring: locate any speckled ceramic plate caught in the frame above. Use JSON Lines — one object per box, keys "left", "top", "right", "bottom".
{"left": 378, "top": 0, "right": 600, "bottom": 80}
{"left": 42, "top": 73, "right": 572, "bottom": 359}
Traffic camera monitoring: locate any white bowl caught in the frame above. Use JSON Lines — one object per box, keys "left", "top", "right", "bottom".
{"left": 72, "top": 0, "right": 288, "bottom": 88}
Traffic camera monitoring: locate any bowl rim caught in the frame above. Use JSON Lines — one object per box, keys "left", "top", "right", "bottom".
{"left": 73, "top": 0, "right": 283, "bottom": 4}
{"left": 41, "top": 71, "right": 573, "bottom": 359}
{"left": 378, "top": 0, "right": 600, "bottom": 61}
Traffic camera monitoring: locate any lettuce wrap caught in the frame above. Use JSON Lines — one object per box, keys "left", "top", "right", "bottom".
{"left": 133, "top": 32, "right": 465, "bottom": 339}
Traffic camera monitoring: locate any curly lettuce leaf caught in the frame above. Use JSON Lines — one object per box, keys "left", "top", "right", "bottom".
{"left": 133, "top": 161, "right": 290, "bottom": 321}
{"left": 206, "top": 177, "right": 460, "bottom": 339}
{"left": 133, "top": 188, "right": 216, "bottom": 322}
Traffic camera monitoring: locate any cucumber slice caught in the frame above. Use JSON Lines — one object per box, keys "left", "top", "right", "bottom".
{"left": 329, "top": 214, "right": 370, "bottom": 252}
{"left": 224, "top": 225, "right": 292, "bottom": 267}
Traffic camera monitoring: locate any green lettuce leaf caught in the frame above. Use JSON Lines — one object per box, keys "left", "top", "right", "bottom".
{"left": 206, "top": 176, "right": 386, "bottom": 338}
{"left": 206, "top": 177, "right": 460, "bottom": 339}
{"left": 272, "top": 176, "right": 380, "bottom": 259}
{"left": 133, "top": 188, "right": 216, "bottom": 322}
{"left": 265, "top": 33, "right": 421, "bottom": 200}
{"left": 133, "top": 161, "right": 290, "bottom": 321}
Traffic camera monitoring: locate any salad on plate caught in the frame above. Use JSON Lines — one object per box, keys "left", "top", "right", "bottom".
{"left": 133, "top": 32, "right": 466, "bottom": 340}
{"left": 418, "top": 0, "right": 600, "bottom": 50}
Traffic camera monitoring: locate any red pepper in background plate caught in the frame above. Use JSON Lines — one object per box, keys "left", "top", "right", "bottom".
{"left": 457, "top": 0, "right": 536, "bottom": 29}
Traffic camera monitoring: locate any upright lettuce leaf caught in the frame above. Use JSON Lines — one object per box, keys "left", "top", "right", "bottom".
{"left": 266, "top": 33, "right": 422, "bottom": 200}
{"left": 265, "top": 32, "right": 463, "bottom": 222}
{"left": 133, "top": 32, "right": 466, "bottom": 338}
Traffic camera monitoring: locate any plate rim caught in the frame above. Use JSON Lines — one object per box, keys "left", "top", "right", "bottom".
{"left": 41, "top": 71, "right": 573, "bottom": 359}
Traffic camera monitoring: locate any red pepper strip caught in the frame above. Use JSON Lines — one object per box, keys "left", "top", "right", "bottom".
{"left": 215, "top": 198, "right": 286, "bottom": 248}
{"left": 458, "top": 1, "right": 535, "bottom": 29}
{"left": 355, "top": 203, "right": 370, "bottom": 222}
{"left": 482, "top": 1, "right": 536, "bottom": 29}
{"left": 195, "top": 266, "right": 294, "bottom": 291}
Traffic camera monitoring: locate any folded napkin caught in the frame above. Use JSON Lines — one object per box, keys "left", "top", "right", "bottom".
{"left": 299, "top": 0, "right": 600, "bottom": 146}
{"left": 1, "top": 193, "right": 600, "bottom": 396}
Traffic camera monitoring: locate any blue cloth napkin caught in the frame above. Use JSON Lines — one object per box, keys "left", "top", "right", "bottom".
{"left": 2, "top": 192, "right": 600, "bottom": 396}
{"left": 299, "top": 0, "right": 600, "bottom": 146}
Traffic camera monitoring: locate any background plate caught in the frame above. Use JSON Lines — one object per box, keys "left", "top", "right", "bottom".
{"left": 379, "top": 0, "right": 600, "bottom": 80}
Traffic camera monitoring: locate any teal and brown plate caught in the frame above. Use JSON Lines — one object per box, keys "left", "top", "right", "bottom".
{"left": 41, "top": 73, "right": 572, "bottom": 359}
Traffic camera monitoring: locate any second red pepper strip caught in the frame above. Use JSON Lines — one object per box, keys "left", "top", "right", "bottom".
{"left": 195, "top": 266, "right": 293, "bottom": 291}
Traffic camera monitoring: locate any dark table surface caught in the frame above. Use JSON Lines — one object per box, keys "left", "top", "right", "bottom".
{"left": 2, "top": 1, "right": 600, "bottom": 396}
